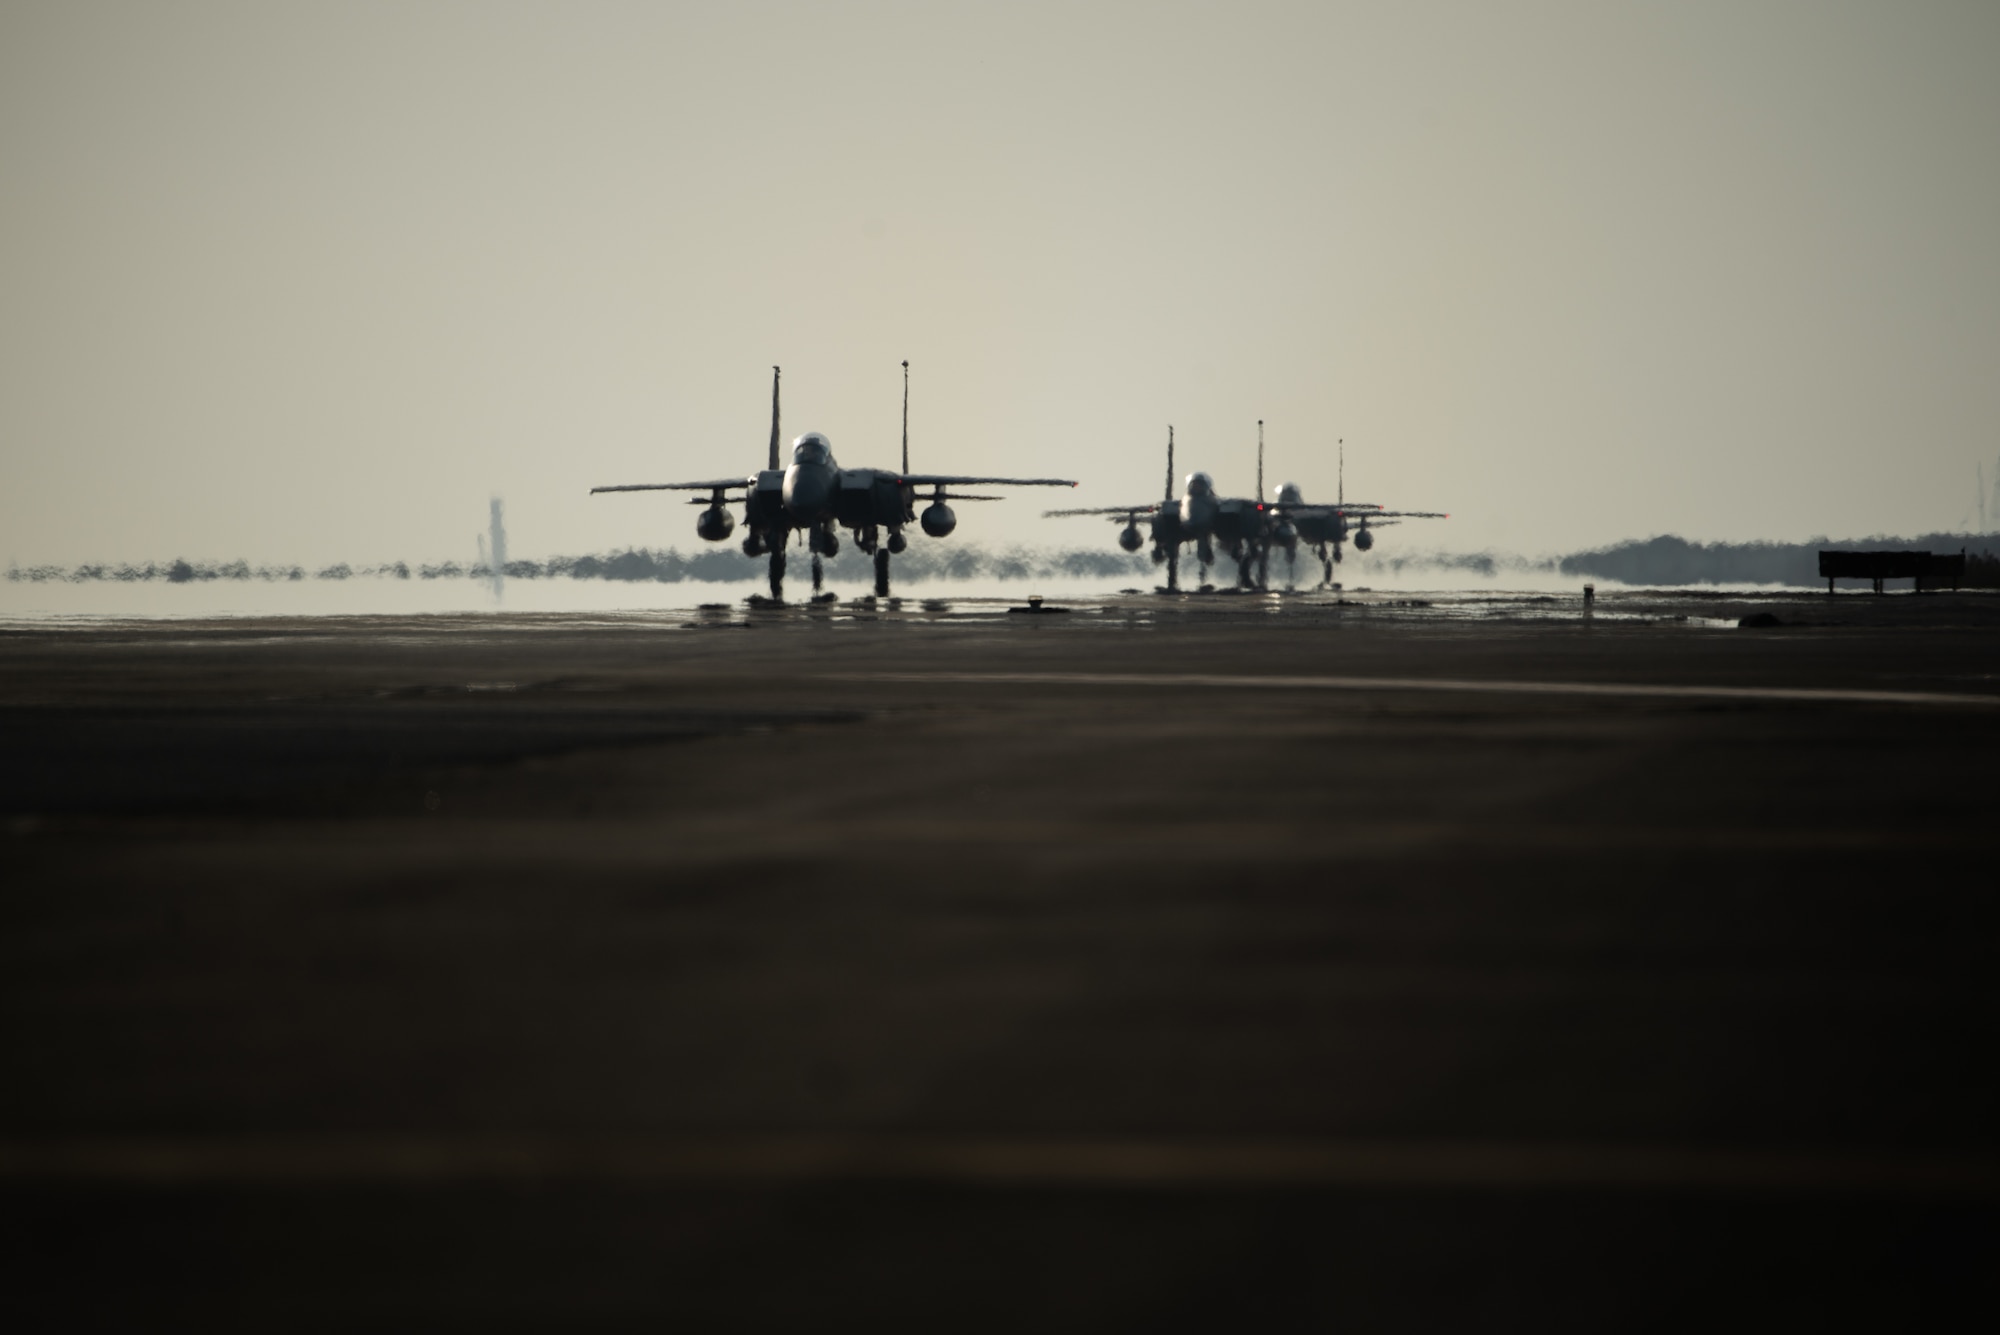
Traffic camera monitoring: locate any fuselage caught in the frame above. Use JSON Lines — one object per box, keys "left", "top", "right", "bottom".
{"left": 1149, "top": 472, "right": 1270, "bottom": 548}
{"left": 776, "top": 433, "right": 913, "bottom": 530}
{"left": 780, "top": 434, "right": 836, "bottom": 517}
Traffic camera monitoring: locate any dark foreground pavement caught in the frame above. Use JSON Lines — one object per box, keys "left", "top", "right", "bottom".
{"left": 3, "top": 591, "right": 1996, "bottom": 1329}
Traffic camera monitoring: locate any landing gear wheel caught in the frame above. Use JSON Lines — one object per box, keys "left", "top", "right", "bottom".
{"left": 874, "top": 549, "right": 891, "bottom": 597}
{"left": 768, "top": 548, "right": 786, "bottom": 601}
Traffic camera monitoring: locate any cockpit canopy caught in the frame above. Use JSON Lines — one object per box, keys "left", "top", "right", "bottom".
{"left": 1275, "top": 482, "right": 1303, "bottom": 505}
{"left": 792, "top": 433, "right": 834, "bottom": 466}
{"left": 1185, "top": 471, "right": 1214, "bottom": 497}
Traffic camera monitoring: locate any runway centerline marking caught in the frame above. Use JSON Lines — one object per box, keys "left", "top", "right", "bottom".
{"left": 835, "top": 672, "right": 2000, "bottom": 709}
{"left": 1, "top": 1136, "right": 1992, "bottom": 1197}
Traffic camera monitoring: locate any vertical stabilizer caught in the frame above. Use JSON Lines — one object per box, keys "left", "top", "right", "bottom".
{"left": 767, "top": 366, "right": 782, "bottom": 471}
{"left": 1166, "top": 426, "right": 1175, "bottom": 501}
{"left": 901, "top": 360, "right": 910, "bottom": 475}
{"left": 1338, "top": 439, "right": 1344, "bottom": 508}
{"left": 1257, "top": 420, "right": 1264, "bottom": 501}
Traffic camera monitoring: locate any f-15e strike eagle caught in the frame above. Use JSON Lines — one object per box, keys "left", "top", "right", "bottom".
{"left": 592, "top": 365, "right": 1076, "bottom": 601}
{"left": 1048, "top": 424, "right": 1447, "bottom": 591}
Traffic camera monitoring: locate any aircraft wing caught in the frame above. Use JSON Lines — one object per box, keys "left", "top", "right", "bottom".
{"left": 894, "top": 475, "right": 1077, "bottom": 488}
{"left": 590, "top": 479, "right": 753, "bottom": 494}
{"left": 1044, "top": 503, "right": 1163, "bottom": 519}
{"left": 1276, "top": 501, "right": 1382, "bottom": 513}
{"left": 1282, "top": 505, "right": 1446, "bottom": 519}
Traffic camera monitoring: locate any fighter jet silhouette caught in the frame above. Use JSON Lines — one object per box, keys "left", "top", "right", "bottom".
{"left": 1049, "top": 425, "right": 1445, "bottom": 591}
{"left": 592, "top": 365, "right": 1076, "bottom": 601}
{"left": 1272, "top": 437, "right": 1449, "bottom": 588}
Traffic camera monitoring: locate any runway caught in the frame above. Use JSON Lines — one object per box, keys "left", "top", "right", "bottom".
{"left": 843, "top": 668, "right": 2000, "bottom": 708}
{"left": 7, "top": 1132, "right": 1997, "bottom": 1196}
{"left": 3, "top": 587, "right": 1996, "bottom": 1328}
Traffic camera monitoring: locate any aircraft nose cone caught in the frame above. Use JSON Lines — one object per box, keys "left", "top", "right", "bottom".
{"left": 784, "top": 464, "right": 832, "bottom": 518}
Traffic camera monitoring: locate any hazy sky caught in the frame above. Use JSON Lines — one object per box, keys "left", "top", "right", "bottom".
{"left": 4, "top": 1, "right": 1998, "bottom": 566}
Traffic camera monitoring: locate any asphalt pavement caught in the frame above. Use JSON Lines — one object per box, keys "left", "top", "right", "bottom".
{"left": 3, "top": 588, "right": 1996, "bottom": 1329}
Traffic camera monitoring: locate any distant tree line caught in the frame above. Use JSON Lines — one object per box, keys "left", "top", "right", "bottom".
{"left": 5, "top": 559, "right": 320, "bottom": 583}
{"left": 1558, "top": 533, "right": 2000, "bottom": 587}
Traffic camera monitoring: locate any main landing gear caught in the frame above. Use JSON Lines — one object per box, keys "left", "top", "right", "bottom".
{"left": 759, "top": 530, "right": 832, "bottom": 603}
{"left": 1233, "top": 542, "right": 1270, "bottom": 592}
{"left": 756, "top": 524, "right": 907, "bottom": 603}
{"left": 1313, "top": 540, "right": 1344, "bottom": 589}
{"left": 858, "top": 525, "right": 907, "bottom": 598}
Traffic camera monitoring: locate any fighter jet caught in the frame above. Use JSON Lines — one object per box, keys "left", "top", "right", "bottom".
{"left": 1049, "top": 426, "right": 1448, "bottom": 591}
{"left": 1045, "top": 424, "right": 1283, "bottom": 592}
{"left": 592, "top": 365, "right": 1077, "bottom": 601}
{"left": 1273, "top": 440, "right": 1449, "bottom": 587}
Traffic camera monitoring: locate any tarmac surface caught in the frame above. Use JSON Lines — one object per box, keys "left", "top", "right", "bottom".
{"left": 3, "top": 587, "right": 1997, "bottom": 1329}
